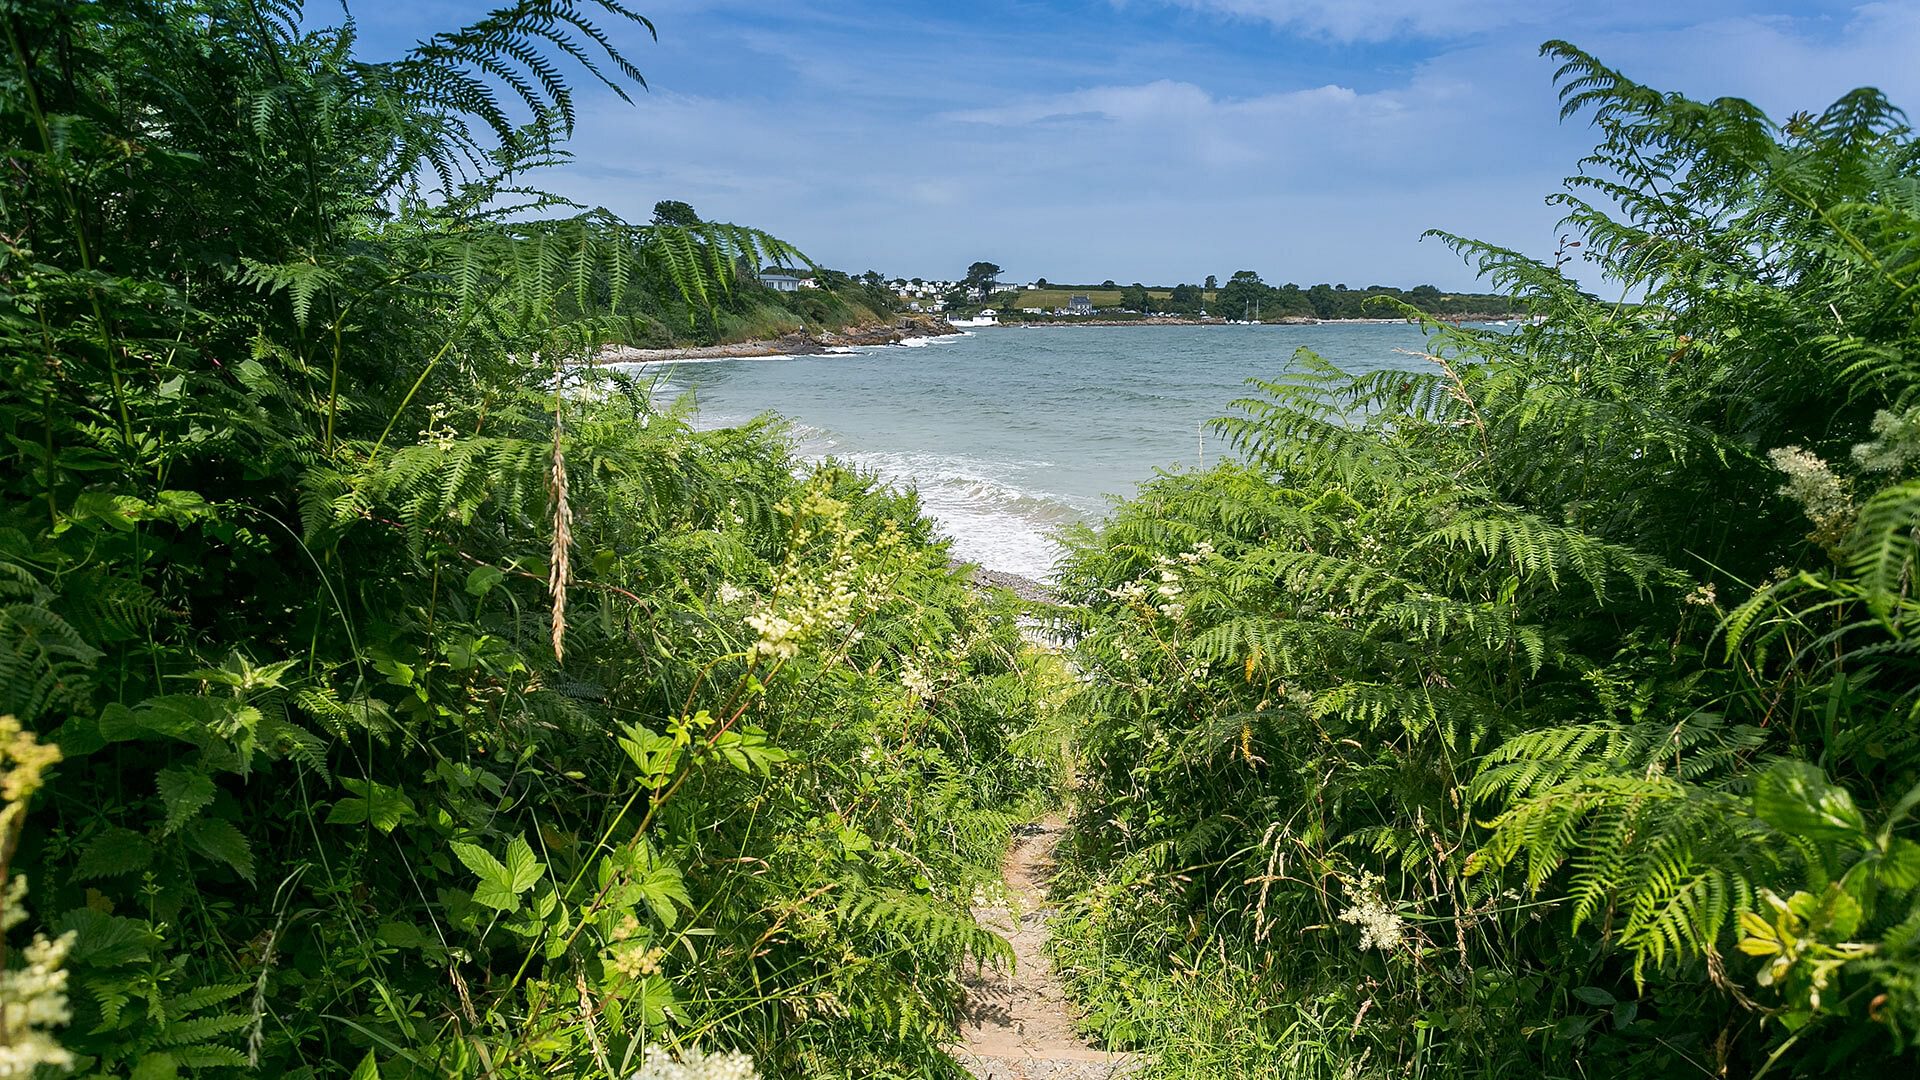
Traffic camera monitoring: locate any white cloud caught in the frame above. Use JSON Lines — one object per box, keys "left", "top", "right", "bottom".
{"left": 531, "top": 1, "right": 1920, "bottom": 287}
{"left": 1140, "top": 0, "right": 1551, "bottom": 42}
{"left": 944, "top": 80, "right": 1380, "bottom": 127}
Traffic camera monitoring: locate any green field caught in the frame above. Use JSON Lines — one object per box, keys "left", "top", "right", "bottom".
{"left": 991, "top": 287, "right": 1208, "bottom": 309}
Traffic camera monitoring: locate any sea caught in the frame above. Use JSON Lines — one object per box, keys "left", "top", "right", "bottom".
{"left": 609, "top": 323, "right": 1445, "bottom": 580}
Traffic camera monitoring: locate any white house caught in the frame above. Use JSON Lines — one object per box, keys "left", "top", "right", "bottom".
{"left": 760, "top": 273, "right": 801, "bottom": 292}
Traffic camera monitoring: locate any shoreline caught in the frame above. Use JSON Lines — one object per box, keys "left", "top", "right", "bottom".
{"left": 989, "top": 313, "right": 1520, "bottom": 328}
{"left": 596, "top": 315, "right": 960, "bottom": 364}
{"left": 965, "top": 565, "right": 1053, "bottom": 603}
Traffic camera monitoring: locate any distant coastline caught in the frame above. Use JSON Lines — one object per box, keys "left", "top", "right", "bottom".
{"left": 987, "top": 313, "right": 1523, "bottom": 328}
{"left": 596, "top": 313, "right": 959, "bottom": 364}
{"left": 591, "top": 311, "right": 1538, "bottom": 365}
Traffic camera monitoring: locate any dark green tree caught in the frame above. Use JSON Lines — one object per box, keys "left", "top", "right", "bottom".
{"left": 651, "top": 198, "right": 701, "bottom": 226}
{"left": 964, "top": 260, "right": 1002, "bottom": 298}
{"left": 1217, "top": 270, "right": 1269, "bottom": 320}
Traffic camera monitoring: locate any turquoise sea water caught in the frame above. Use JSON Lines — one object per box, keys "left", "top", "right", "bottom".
{"left": 613, "top": 323, "right": 1443, "bottom": 579}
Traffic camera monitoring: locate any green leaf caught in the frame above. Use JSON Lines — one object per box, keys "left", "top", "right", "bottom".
{"left": 156, "top": 766, "right": 215, "bottom": 835}
{"left": 57, "top": 908, "right": 156, "bottom": 967}
{"left": 453, "top": 839, "right": 541, "bottom": 912}
{"left": 465, "top": 565, "right": 505, "bottom": 597}
{"left": 1753, "top": 762, "right": 1868, "bottom": 846}
{"left": 504, "top": 835, "right": 545, "bottom": 893}
{"left": 76, "top": 827, "right": 155, "bottom": 880}
{"left": 1571, "top": 986, "right": 1616, "bottom": 1007}
{"left": 711, "top": 725, "right": 792, "bottom": 776}
{"left": 131, "top": 1052, "right": 179, "bottom": 1080}
{"left": 185, "top": 817, "right": 256, "bottom": 882}
{"left": 1880, "top": 838, "right": 1920, "bottom": 891}
{"left": 452, "top": 840, "right": 508, "bottom": 882}
{"left": 349, "top": 1050, "right": 382, "bottom": 1080}
{"left": 327, "top": 777, "right": 418, "bottom": 832}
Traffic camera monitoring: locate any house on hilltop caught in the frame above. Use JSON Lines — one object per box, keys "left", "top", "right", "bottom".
{"left": 760, "top": 272, "right": 802, "bottom": 292}
{"left": 1068, "top": 295, "right": 1094, "bottom": 315}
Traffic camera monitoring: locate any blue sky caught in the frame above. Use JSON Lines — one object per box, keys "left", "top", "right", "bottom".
{"left": 344, "top": 1, "right": 1920, "bottom": 289}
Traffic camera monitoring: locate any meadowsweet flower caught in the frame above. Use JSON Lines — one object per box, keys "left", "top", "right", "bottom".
{"left": 633, "top": 1045, "right": 760, "bottom": 1080}
{"left": 416, "top": 402, "right": 457, "bottom": 448}
{"left": 743, "top": 483, "right": 863, "bottom": 661}
{"left": 1852, "top": 406, "right": 1920, "bottom": 474}
{"left": 745, "top": 610, "right": 801, "bottom": 661}
{"left": 900, "top": 659, "right": 934, "bottom": 698}
{"left": 1683, "top": 582, "right": 1717, "bottom": 607}
{"left": 717, "top": 583, "right": 745, "bottom": 605}
{"left": 0, "top": 720, "right": 74, "bottom": 1078}
{"left": 608, "top": 943, "right": 665, "bottom": 979}
{"left": 1767, "top": 445, "right": 1853, "bottom": 535}
{"left": 1337, "top": 872, "right": 1406, "bottom": 951}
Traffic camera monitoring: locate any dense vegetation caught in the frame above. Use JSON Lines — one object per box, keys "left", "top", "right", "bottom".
{"left": 1050, "top": 44, "right": 1920, "bottom": 1079}
{"left": 977, "top": 280, "right": 1523, "bottom": 320}
{"left": 0, "top": 3, "right": 1049, "bottom": 1078}
{"left": 616, "top": 203, "right": 899, "bottom": 348}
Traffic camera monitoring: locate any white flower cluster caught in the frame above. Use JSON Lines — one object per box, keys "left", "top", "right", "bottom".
{"left": 716, "top": 582, "right": 746, "bottom": 605}
{"left": 746, "top": 488, "right": 860, "bottom": 662}
{"left": 1767, "top": 445, "right": 1853, "bottom": 535}
{"left": 1336, "top": 872, "right": 1407, "bottom": 952}
{"left": 1852, "top": 406, "right": 1920, "bottom": 475}
{"left": 1177, "top": 540, "right": 1216, "bottom": 565}
{"left": 0, "top": 717, "right": 74, "bottom": 1078}
{"left": 900, "top": 658, "right": 934, "bottom": 697}
{"left": 0, "top": 902, "right": 74, "bottom": 1078}
{"left": 416, "top": 402, "right": 458, "bottom": 448}
{"left": 633, "top": 1045, "right": 760, "bottom": 1080}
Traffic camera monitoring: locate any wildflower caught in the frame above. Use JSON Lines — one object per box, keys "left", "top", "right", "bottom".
{"left": 745, "top": 610, "right": 801, "bottom": 661}
{"left": 900, "top": 660, "right": 934, "bottom": 698}
{"left": 608, "top": 943, "right": 665, "bottom": 979}
{"left": 633, "top": 1045, "right": 760, "bottom": 1080}
{"left": 416, "top": 402, "right": 457, "bottom": 448}
{"left": 1767, "top": 445, "right": 1853, "bottom": 535}
{"left": 1852, "top": 406, "right": 1920, "bottom": 474}
{"left": 0, "top": 719, "right": 74, "bottom": 1077}
{"left": 1157, "top": 602, "right": 1185, "bottom": 620}
{"left": 1683, "top": 582, "right": 1717, "bottom": 607}
{"left": 0, "top": 919, "right": 75, "bottom": 1077}
{"left": 1337, "top": 872, "right": 1406, "bottom": 951}
{"left": 717, "top": 583, "right": 745, "bottom": 605}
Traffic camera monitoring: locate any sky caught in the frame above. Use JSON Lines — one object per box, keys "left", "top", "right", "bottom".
{"left": 341, "top": 1, "right": 1920, "bottom": 290}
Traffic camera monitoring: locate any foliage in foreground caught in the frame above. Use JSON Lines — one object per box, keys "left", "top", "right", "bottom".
{"left": 1052, "top": 43, "right": 1920, "bottom": 1079}
{"left": 1, "top": 2, "right": 1049, "bottom": 1076}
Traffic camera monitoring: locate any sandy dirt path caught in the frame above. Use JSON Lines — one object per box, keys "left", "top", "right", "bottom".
{"left": 955, "top": 820, "right": 1141, "bottom": 1080}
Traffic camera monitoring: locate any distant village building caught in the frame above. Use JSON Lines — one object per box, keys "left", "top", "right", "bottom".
{"left": 760, "top": 272, "right": 802, "bottom": 292}
{"left": 1068, "top": 295, "right": 1094, "bottom": 315}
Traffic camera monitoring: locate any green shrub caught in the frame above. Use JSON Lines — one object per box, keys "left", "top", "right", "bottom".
{"left": 1052, "top": 43, "right": 1920, "bottom": 1078}
{"left": 0, "top": 3, "right": 1049, "bottom": 1076}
